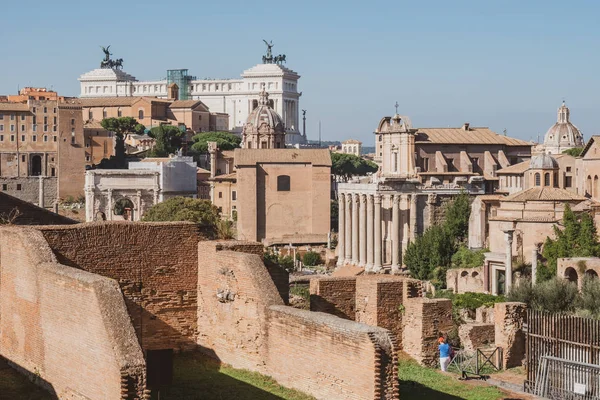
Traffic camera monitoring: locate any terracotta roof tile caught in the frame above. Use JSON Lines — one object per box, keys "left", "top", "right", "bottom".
{"left": 0, "top": 103, "right": 31, "bottom": 112}
{"left": 504, "top": 187, "right": 586, "bottom": 202}
{"left": 234, "top": 149, "right": 332, "bottom": 166}
{"left": 496, "top": 160, "right": 530, "bottom": 174}
{"left": 415, "top": 127, "right": 531, "bottom": 146}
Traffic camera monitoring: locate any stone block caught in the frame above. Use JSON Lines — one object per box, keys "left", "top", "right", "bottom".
{"left": 476, "top": 306, "right": 495, "bottom": 324}
{"left": 459, "top": 323, "right": 495, "bottom": 352}
{"left": 494, "top": 302, "right": 527, "bottom": 369}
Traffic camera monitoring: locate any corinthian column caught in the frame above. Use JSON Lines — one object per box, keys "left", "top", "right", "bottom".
{"left": 352, "top": 193, "right": 360, "bottom": 265}
{"left": 373, "top": 194, "right": 382, "bottom": 272}
{"left": 359, "top": 194, "right": 367, "bottom": 267}
{"left": 366, "top": 194, "right": 374, "bottom": 271}
{"left": 344, "top": 194, "right": 352, "bottom": 264}
{"left": 504, "top": 229, "right": 514, "bottom": 294}
{"left": 391, "top": 194, "right": 400, "bottom": 273}
{"left": 401, "top": 194, "right": 410, "bottom": 257}
{"left": 337, "top": 194, "right": 346, "bottom": 266}
{"left": 410, "top": 194, "right": 417, "bottom": 240}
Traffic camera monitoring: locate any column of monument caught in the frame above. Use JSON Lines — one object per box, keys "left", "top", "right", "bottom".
{"left": 366, "top": 194, "right": 374, "bottom": 271}
{"left": 337, "top": 194, "right": 346, "bottom": 266}
{"left": 352, "top": 194, "right": 359, "bottom": 265}
{"left": 344, "top": 194, "right": 352, "bottom": 265}
{"left": 410, "top": 194, "right": 417, "bottom": 240}
{"left": 359, "top": 194, "right": 367, "bottom": 267}
{"left": 504, "top": 229, "right": 514, "bottom": 293}
{"left": 391, "top": 194, "right": 400, "bottom": 273}
{"left": 373, "top": 194, "right": 382, "bottom": 272}
{"left": 401, "top": 194, "right": 410, "bottom": 256}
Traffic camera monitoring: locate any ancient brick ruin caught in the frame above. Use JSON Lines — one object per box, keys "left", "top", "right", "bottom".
{"left": 0, "top": 222, "right": 402, "bottom": 400}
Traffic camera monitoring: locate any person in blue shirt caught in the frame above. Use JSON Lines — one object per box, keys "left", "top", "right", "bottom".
{"left": 439, "top": 337, "right": 452, "bottom": 372}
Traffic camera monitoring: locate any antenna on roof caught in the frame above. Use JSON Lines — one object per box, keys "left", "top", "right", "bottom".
{"left": 503, "top": 128, "right": 507, "bottom": 136}
{"left": 319, "top": 120, "right": 322, "bottom": 147}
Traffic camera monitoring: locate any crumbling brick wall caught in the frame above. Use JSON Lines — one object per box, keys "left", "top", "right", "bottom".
{"left": 402, "top": 297, "right": 453, "bottom": 367}
{"left": 197, "top": 241, "right": 400, "bottom": 400}
{"left": 458, "top": 323, "right": 495, "bottom": 352}
{"left": 309, "top": 277, "right": 356, "bottom": 319}
{"left": 495, "top": 302, "right": 527, "bottom": 369}
{"left": 0, "top": 227, "right": 147, "bottom": 399}
{"left": 38, "top": 221, "right": 203, "bottom": 351}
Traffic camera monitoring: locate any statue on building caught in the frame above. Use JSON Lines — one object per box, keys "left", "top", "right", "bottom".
{"left": 99, "top": 45, "right": 124, "bottom": 69}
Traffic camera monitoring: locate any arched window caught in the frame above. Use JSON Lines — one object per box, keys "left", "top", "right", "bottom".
{"left": 277, "top": 175, "right": 290, "bottom": 191}
{"left": 102, "top": 108, "right": 107, "bottom": 118}
{"left": 138, "top": 109, "right": 144, "bottom": 120}
{"left": 595, "top": 176, "right": 599, "bottom": 198}
{"left": 535, "top": 173, "right": 541, "bottom": 186}
{"left": 554, "top": 173, "right": 559, "bottom": 188}
{"left": 544, "top": 173, "right": 550, "bottom": 186}
{"left": 587, "top": 176, "right": 592, "bottom": 195}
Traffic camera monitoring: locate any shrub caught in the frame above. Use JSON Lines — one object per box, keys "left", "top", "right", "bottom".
{"left": 452, "top": 292, "right": 504, "bottom": 312}
{"left": 404, "top": 225, "right": 454, "bottom": 281}
{"left": 506, "top": 279, "right": 535, "bottom": 305}
{"left": 264, "top": 252, "right": 295, "bottom": 273}
{"left": 581, "top": 276, "right": 600, "bottom": 317}
{"left": 532, "top": 278, "right": 579, "bottom": 313}
{"left": 451, "top": 246, "right": 487, "bottom": 269}
{"left": 302, "top": 251, "right": 322, "bottom": 267}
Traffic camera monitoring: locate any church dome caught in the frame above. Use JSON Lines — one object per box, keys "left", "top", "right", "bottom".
{"left": 530, "top": 153, "right": 559, "bottom": 169}
{"left": 241, "top": 88, "right": 285, "bottom": 149}
{"left": 543, "top": 102, "right": 584, "bottom": 154}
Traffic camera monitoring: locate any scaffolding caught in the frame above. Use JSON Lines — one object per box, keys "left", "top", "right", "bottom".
{"left": 166, "top": 69, "right": 196, "bottom": 100}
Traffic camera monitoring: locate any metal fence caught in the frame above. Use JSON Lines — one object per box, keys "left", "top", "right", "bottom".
{"left": 449, "top": 347, "right": 503, "bottom": 379}
{"left": 526, "top": 310, "right": 600, "bottom": 398}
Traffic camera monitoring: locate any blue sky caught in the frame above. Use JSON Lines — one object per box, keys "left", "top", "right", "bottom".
{"left": 1, "top": 0, "right": 599, "bottom": 145}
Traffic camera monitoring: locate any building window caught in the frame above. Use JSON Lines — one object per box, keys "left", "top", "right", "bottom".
{"left": 20, "top": 115, "right": 25, "bottom": 121}
{"left": 565, "top": 176, "right": 572, "bottom": 188}
{"left": 21, "top": 155, "right": 25, "bottom": 162}
{"left": 535, "top": 173, "right": 541, "bottom": 186}
{"left": 138, "top": 109, "right": 144, "bottom": 120}
{"left": 53, "top": 125, "right": 56, "bottom": 132}
{"left": 44, "top": 135, "right": 48, "bottom": 142}
{"left": 33, "top": 125, "right": 37, "bottom": 132}
{"left": 53, "top": 135, "right": 57, "bottom": 142}
{"left": 88, "top": 111, "right": 93, "bottom": 120}
{"left": 544, "top": 173, "right": 550, "bottom": 186}
{"left": 86, "top": 155, "right": 91, "bottom": 162}
{"left": 32, "top": 135, "right": 37, "bottom": 142}
{"left": 1, "top": 184, "right": 6, "bottom": 190}
{"left": 10, "top": 135, "right": 15, "bottom": 142}
{"left": 218, "top": 192, "right": 223, "bottom": 199}
{"left": 10, "top": 125, "right": 15, "bottom": 132}
{"left": 0, "top": 135, "right": 3, "bottom": 141}
{"left": 0, "top": 125, "right": 3, "bottom": 132}
{"left": 44, "top": 125, "right": 48, "bottom": 132}
{"left": 117, "top": 108, "right": 122, "bottom": 117}
{"left": 16, "top": 184, "right": 22, "bottom": 191}
{"left": 20, "top": 125, "right": 25, "bottom": 132}
{"left": 566, "top": 167, "right": 572, "bottom": 172}
{"left": 0, "top": 114, "right": 3, "bottom": 120}
{"left": 51, "top": 168, "right": 55, "bottom": 177}
{"left": 103, "top": 109, "right": 107, "bottom": 118}
{"left": 53, "top": 108, "right": 57, "bottom": 113}
{"left": 277, "top": 175, "right": 291, "bottom": 191}
{"left": 232, "top": 191, "right": 237, "bottom": 201}
{"left": 53, "top": 116, "right": 57, "bottom": 124}
{"left": 10, "top": 114, "right": 15, "bottom": 121}
{"left": 44, "top": 116, "right": 48, "bottom": 124}
{"left": 21, "top": 135, "right": 25, "bottom": 142}
{"left": 43, "top": 107, "right": 47, "bottom": 113}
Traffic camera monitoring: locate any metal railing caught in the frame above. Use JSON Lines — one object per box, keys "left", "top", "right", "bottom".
{"left": 529, "top": 355, "right": 600, "bottom": 399}
{"left": 448, "top": 347, "right": 503, "bottom": 379}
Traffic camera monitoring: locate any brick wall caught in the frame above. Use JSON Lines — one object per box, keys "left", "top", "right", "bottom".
{"left": 0, "top": 192, "right": 76, "bottom": 225}
{"left": 309, "top": 277, "right": 356, "bottom": 319}
{"left": 38, "top": 222, "right": 203, "bottom": 351}
{"left": 0, "top": 227, "right": 146, "bottom": 399}
{"left": 494, "top": 302, "right": 527, "bottom": 369}
{"left": 197, "top": 241, "right": 400, "bottom": 400}
{"left": 402, "top": 297, "right": 453, "bottom": 367}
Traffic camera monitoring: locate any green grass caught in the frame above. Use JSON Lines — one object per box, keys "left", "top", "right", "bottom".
{"left": 0, "top": 362, "right": 52, "bottom": 400}
{"left": 398, "top": 357, "right": 506, "bottom": 400}
{"left": 152, "top": 353, "right": 315, "bottom": 400}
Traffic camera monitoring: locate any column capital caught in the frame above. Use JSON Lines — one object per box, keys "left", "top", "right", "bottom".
{"left": 400, "top": 193, "right": 409, "bottom": 201}
{"left": 346, "top": 193, "right": 352, "bottom": 205}
{"left": 360, "top": 193, "right": 367, "bottom": 203}
{"left": 374, "top": 193, "right": 382, "bottom": 204}
{"left": 392, "top": 194, "right": 400, "bottom": 205}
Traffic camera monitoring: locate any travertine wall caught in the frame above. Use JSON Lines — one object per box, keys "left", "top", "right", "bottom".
{"left": 402, "top": 297, "right": 453, "bottom": 367}
{"left": 0, "top": 192, "right": 76, "bottom": 225}
{"left": 446, "top": 267, "right": 485, "bottom": 293}
{"left": 0, "top": 176, "right": 57, "bottom": 206}
{"left": 494, "top": 302, "right": 527, "bottom": 369}
{"left": 39, "top": 222, "right": 203, "bottom": 351}
{"left": 0, "top": 227, "right": 146, "bottom": 399}
{"left": 197, "top": 241, "right": 399, "bottom": 400}
{"left": 309, "top": 277, "right": 357, "bottom": 320}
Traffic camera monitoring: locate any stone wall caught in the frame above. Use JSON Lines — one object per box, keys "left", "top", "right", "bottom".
{"left": 309, "top": 277, "right": 357, "bottom": 320}
{"left": 458, "top": 323, "right": 495, "bottom": 352}
{"left": 446, "top": 266, "right": 485, "bottom": 293}
{"left": 38, "top": 222, "right": 203, "bottom": 351}
{"left": 402, "top": 297, "right": 453, "bottom": 367}
{"left": 0, "top": 227, "right": 146, "bottom": 399}
{"left": 0, "top": 192, "right": 76, "bottom": 225}
{"left": 197, "top": 241, "right": 399, "bottom": 400}
{"left": 0, "top": 176, "right": 57, "bottom": 206}
{"left": 494, "top": 302, "right": 527, "bottom": 369}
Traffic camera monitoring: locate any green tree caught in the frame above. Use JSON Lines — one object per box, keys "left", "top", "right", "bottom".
{"left": 451, "top": 245, "right": 487, "bottom": 269}
{"left": 99, "top": 117, "right": 146, "bottom": 168}
{"left": 330, "top": 199, "right": 339, "bottom": 231}
{"left": 330, "top": 152, "right": 378, "bottom": 182}
{"left": 542, "top": 204, "right": 600, "bottom": 280}
{"left": 562, "top": 147, "right": 584, "bottom": 157}
{"left": 444, "top": 192, "right": 471, "bottom": 242}
{"left": 142, "top": 197, "right": 222, "bottom": 239}
{"left": 302, "top": 251, "right": 322, "bottom": 267}
{"left": 191, "top": 131, "right": 241, "bottom": 153}
{"left": 148, "top": 125, "right": 186, "bottom": 157}
{"left": 404, "top": 225, "right": 455, "bottom": 282}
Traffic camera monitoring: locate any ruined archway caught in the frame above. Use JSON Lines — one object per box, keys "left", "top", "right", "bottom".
{"left": 585, "top": 269, "right": 599, "bottom": 280}
{"left": 564, "top": 267, "right": 578, "bottom": 284}
{"left": 114, "top": 198, "right": 135, "bottom": 221}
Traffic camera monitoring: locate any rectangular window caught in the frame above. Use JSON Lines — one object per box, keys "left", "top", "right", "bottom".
{"left": 32, "top": 116, "right": 36, "bottom": 124}
{"left": 232, "top": 191, "right": 237, "bottom": 201}
{"left": 71, "top": 118, "right": 75, "bottom": 125}
{"left": 0, "top": 114, "right": 3, "bottom": 120}
{"left": 85, "top": 141, "right": 90, "bottom": 148}
{"left": 21, "top": 155, "right": 25, "bottom": 162}
{"left": 53, "top": 125, "right": 57, "bottom": 132}
{"left": 33, "top": 125, "right": 37, "bottom": 132}
{"left": 10, "top": 114, "right": 15, "bottom": 121}
{"left": 53, "top": 108, "right": 57, "bottom": 113}
{"left": 32, "top": 135, "right": 37, "bottom": 142}
{"left": 0, "top": 135, "right": 3, "bottom": 141}
{"left": 43, "top": 107, "right": 47, "bottom": 113}
{"left": 20, "top": 115, "right": 25, "bottom": 121}
{"left": 44, "top": 135, "right": 48, "bottom": 142}
{"left": 85, "top": 155, "right": 91, "bottom": 162}
{"left": 44, "top": 116, "right": 48, "bottom": 124}
{"left": 10, "top": 135, "right": 15, "bottom": 142}
{"left": 0, "top": 125, "right": 3, "bottom": 132}
{"left": 277, "top": 175, "right": 291, "bottom": 191}
{"left": 44, "top": 125, "right": 48, "bottom": 132}
{"left": 218, "top": 192, "right": 223, "bottom": 199}
{"left": 16, "top": 184, "right": 22, "bottom": 191}
{"left": 51, "top": 167, "right": 55, "bottom": 177}
{"left": 10, "top": 125, "right": 15, "bottom": 132}
{"left": 565, "top": 176, "right": 572, "bottom": 188}
{"left": 53, "top": 135, "right": 57, "bottom": 142}
{"left": 566, "top": 167, "right": 572, "bottom": 172}
{"left": 21, "top": 135, "right": 25, "bottom": 142}
{"left": 32, "top": 107, "right": 36, "bottom": 113}
{"left": 21, "top": 125, "right": 25, "bottom": 132}
{"left": 1, "top": 184, "right": 6, "bottom": 191}
{"left": 117, "top": 110, "right": 122, "bottom": 117}
{"left": 53, "top": 116, "right": 57, "bottom": 124}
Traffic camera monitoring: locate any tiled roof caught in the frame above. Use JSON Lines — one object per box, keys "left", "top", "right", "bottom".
{"left": 78, "top": 97, "right": 139, "bottom": 107}
{"left": 581, "top": 136, "right": 600, "bottom": 158}
{"left": 496, "top": 160, "right": 530, "bottom": 174}
{"left": 504, "top": 187, "right": 586, "bottom": 202}
{"left": 213, "top": 172, "right": 237, "bottom": 180}
{"left": 342, "top": 139, "right": 362, "bottom": 144}
{"left": 234, "top": 149, "right": 332, "bottom": 166}
{"left": 415, "top": 127, "right": 531, "bottom": 146}
{"left": 0, "top": 103, "right": 30, "bottom": 112}
{"left": 170, "top": 100, "right": 207, "bottom": 110}
{"left": 84, "top": 120, "right": 105, "bottom": 129}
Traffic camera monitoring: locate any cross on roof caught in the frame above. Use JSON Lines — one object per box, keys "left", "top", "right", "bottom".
{"left": 394, "top": 101, "right": 399, "bottom": 114}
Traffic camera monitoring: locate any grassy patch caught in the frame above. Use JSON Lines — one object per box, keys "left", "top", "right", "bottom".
{"left": 398, "top": 356, "right": 505, "bottom": 400}
{"left": 151, "top": 352, "right": 315, "bottom": 400}
{"left": 0, "top": 362, "right": 52, "bottom": 400}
